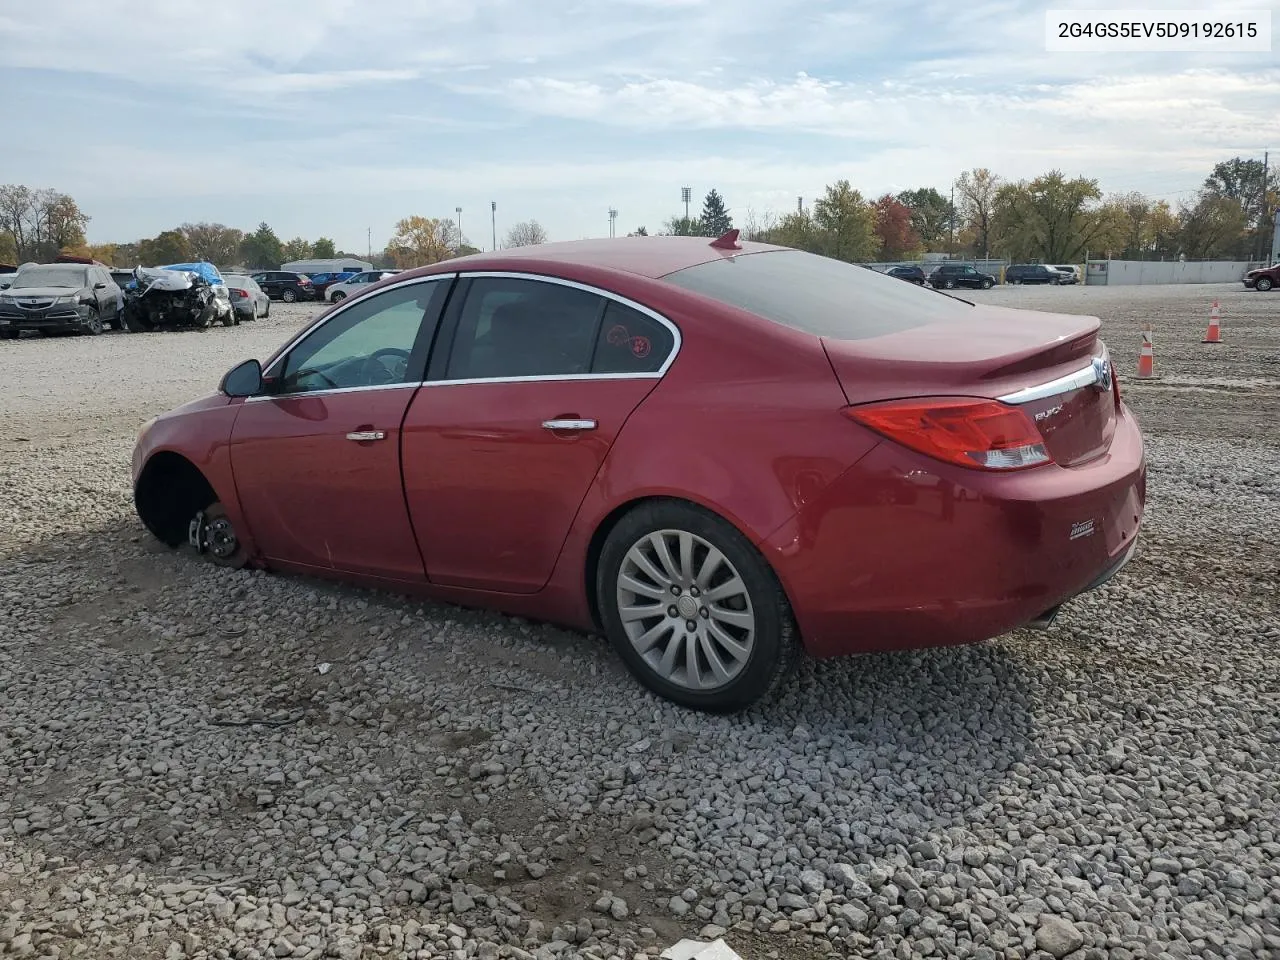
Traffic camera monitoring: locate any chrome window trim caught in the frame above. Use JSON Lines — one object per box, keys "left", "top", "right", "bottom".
{"left": 245, "top": 382, "right": 421, "bottom": 403}
{"left": 998, "top": 346, "right": 1110, "bottom": 405}
{"left": 446, "top": 270, "right": 683, "bottom": 379}
{"left": 259, "top": 273, "right": 457, "bottom": 382}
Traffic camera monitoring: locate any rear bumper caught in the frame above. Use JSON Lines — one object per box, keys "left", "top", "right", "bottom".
{"left": 764, "top": 404, "right": 1147, "bottom": 658}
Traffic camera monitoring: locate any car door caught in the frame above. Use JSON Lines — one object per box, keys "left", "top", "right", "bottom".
{"left": 400, "top": 274, "right": 679, "bottom": 594}
{"left": 228, "top": 275, "right": 453, "bottom": 582}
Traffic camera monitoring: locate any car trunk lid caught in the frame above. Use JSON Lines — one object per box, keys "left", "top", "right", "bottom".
{"left": 823, "top": 304, "right": 1117, "bottom": 467}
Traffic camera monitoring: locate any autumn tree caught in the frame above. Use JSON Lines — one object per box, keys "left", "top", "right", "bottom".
{"left": 1177, "top": 193, "right": 1249, "bottom": 259}
{"left": 699, "top": 189, "right": 732, "bottom": 236}
{"left": 282, "top": 237, "right": 313, "bottom": 262}
{"left": 179, "top": 222, "right": 244, "bottom": 265}
{"left": 871, "top": 194, "right": 920, "bottom": 260}
{"left": 312, "top": 237, "right": 337, "bottom": 258}
{"left": 240, "top": 222, "right": 283, "bottom": 269}
{"left": 138, "top": 230, "right": 193, "bottom": 265}
{"left": 895, "top": 187, "right": 954, "bottom": 251}
{"left": 954, "top": 168, "right": 1001, "bottom": 257}
{"left": 387, "top": 215, "right": 453, "bottom": 268}
{"left": 0, "top": 186, "right": 91, "bottom": 261}
{"left": 505, "top": 220, "right": 548, "bottom": 247}
{"left": 811, "top": 180, "right": 877, "bottom": 262}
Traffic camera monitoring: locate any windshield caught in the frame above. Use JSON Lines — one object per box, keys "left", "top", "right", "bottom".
{"left": 10, "top": 267, "right": 88, "bottom": 289}
{"left": 662, "top": 249, "right": 973, "bottom": 340}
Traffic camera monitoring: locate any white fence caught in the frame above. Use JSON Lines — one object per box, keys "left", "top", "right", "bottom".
{"left": 1085, "top": 260, "right": 1261, "bottom": 285}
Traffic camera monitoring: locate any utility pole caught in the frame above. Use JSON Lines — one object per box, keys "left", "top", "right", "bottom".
{"left": 491, "top": 201, "right": 497, "bottom": 252}
{"left": 455, "top": 207, "right": 463, "bottom": 253}
{"left": 366, "top": 227, "right": 371, "bottom": 260}
{"left": 949, "top": 186, "right": 956, "bottom": 256}
{"left": 1259, "top": 150, "right": 1269, "bottom": 264}
{"left": 608, "top": 208, "right": 618, "bottom": 238}
{"left": 797, "top": 196, "right": 803, "bottom": 213}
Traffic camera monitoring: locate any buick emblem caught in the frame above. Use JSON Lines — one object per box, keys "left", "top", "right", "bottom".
{"left": 1092, "top": 356, "right": 1112, "bottom": 392}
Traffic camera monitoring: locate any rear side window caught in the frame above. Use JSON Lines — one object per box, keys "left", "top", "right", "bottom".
{"left": 662, "top": 250, "right": 972, "bottom": 340}
{"left": 591, "top": 301, "right": 673, "bottom": 374}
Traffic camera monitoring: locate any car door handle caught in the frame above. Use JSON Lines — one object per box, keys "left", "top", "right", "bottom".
{"left": 346, "top": 430, "right": 386, "bottom": 441}
{"left": 542, "top": 418, "right": 597, "bottom": 432}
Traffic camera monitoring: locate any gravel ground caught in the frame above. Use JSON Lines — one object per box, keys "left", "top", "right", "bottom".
{"left": 1, "top": 284, "right": 1278, "bottom": 960}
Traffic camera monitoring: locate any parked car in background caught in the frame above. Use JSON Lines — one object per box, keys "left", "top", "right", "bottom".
{"left": 928, "top": 263, "right": 996, "bottom": 290}
{"left": 1005, "top": 264, "right": 1064, "bottom": 285}
{"left": 132, "top": 235, "right": 1145, "bottom": 712}
{"left": 886, "top": 265, "right": 928, "bottom": 285}
{"left": 1243, "top": 264, "right": 1278, "bottom": 291}
{"left": 0, "top": 262, "right": 121, "bottom": 337}
{"left": 224, "top": 274, "right": 271, "bottom": 321}
{"left": 1050, "top": 265, "right": 1081, "bottom": 284}
{"left": 325, "top": 269, "right": 401, "bottom": 302}
{"left": 306, "top": 271, "right": 356, "bottom": 299}
{"left": 249, "top": 271, "right": 315, "bottom": 303}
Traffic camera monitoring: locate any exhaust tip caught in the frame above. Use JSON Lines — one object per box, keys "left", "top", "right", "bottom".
{"left": 1025, "top": 604, "right": 1062, "bottom": 631}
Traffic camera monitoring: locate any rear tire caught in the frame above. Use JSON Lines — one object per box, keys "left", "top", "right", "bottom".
{"left": 1257, "top": 277, "right": 1274, "bottom": 292}
{"left": 944, "top": 279, "right": 956, "bottom": 289}
{"left": 331, "top": 290, "right": 346, "bottom": 302}
{"left": 282, "top": 288, "right": 298, "bottom": 303}
{"left": 981, "top": 278, "right": 994, "bottom": 289}
{"left": 596, "top": 500, "right": 799, "bottom": 713}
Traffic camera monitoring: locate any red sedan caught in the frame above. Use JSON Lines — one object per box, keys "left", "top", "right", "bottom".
{"left": 132, "top": 234, "right": 1146, "bottom": 712}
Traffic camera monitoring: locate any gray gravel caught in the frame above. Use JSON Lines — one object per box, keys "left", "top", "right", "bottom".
{"left": 1, "top": 285, "right": 1278, "bottom": 960}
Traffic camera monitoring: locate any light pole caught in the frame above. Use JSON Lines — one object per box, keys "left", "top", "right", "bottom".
{"left": 455, "top": 206, "right": 462, "bottom": 252}
{"left": 681, "top": 187, "right": 691, "bottom": 224}
{"left": 608, "top": 208, "right": 618, "bottom": 238}
{"left": 491, "top": 201, "right": 497, "bottom": 251}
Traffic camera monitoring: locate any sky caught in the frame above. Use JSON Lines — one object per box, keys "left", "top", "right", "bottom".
{"left": 0, "top": 0, "right": 1277, "bottom": 254}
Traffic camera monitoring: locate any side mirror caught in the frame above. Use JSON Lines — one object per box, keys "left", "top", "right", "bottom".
{"left": 220, "top": 358, "right": 263, "bottom": 398}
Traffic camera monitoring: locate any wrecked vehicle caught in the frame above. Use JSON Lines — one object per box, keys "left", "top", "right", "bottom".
{"left": 121, "top": 262, "right": 236, "bottom": 332}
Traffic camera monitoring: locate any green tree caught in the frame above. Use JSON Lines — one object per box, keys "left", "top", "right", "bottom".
{"left": 811, "top": 180, "right": 877, "bottom": 262}
{"left": 895, "top": 187, "right": 954, "bottom": 250}
{"left": 179, "top": 222, "right": 243, "bottom": 266}
{"left": 627, "top": 226, "right": 649, "bottom": 237}
{"left": 1177, "top": 193, "right": 1249, "bottom": 259}
{"left": 311, "top": 236, "right": 337, "bottom": 258}
{"left": 240, "top": 222, "right": 283, "bottom": 269}
{"left": 699, "top": 189, "right": 732, "bottom": 236}
{"left": 990, "top": 171, "right": 1112, "bottom": 262}
{"left": 138, "top": 230, "right": 193, "bottom": 265}
{"left": 282, "top": 237, "right": 313, "bottom": 262}
{"left": 661, "top": 216, "right": 701, "bottom": 236}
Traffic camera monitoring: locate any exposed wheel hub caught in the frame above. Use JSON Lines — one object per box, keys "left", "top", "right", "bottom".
{"left": 189, "top": 509, "right": 239, "bottom": 559}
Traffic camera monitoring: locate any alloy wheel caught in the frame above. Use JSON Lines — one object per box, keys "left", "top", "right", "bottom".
{"left": 615, "top": 529, "right": 756, "bottom": 692}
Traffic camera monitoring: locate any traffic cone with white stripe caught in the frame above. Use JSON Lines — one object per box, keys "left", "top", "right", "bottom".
{"left": 1136, "top": 323, "right": 1156, "bottom": 378}
{"left": 1202, "top": 300, "right": 1222, "bottom": 343}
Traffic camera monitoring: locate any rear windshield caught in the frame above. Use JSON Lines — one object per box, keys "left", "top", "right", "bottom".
{"left": 661, "top": 249, "right": 972, "bottom": 340}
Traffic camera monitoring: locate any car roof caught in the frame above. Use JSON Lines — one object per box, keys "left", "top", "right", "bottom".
{"left": 401, "top": 235, "right": 789, "bottom": 283}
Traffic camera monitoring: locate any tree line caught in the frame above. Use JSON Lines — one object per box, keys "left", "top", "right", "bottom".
{"left": 634, "top": 156, "right": 1277, "bottom": 264}
{"left": 3, "top": 155, "right": 1273, "bottom": 271}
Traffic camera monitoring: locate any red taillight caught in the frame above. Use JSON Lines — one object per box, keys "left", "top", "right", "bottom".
{"left": 231, "top": 288, "right": 248, "bottom": 298}
{"left": 844, "top": 397, "right": 1053, "bottom": 471}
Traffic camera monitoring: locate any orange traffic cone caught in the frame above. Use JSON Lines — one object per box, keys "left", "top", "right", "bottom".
{"left": 1202, "top": 300, "right": 1222, "bottom": 343}
{"left": 1136, "top": 324, "right": 1155, "bottom": 378}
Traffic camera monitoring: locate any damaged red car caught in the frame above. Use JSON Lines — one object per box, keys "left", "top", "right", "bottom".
{"left": 132, "top": 234, "right": 1146, "bottom": 712}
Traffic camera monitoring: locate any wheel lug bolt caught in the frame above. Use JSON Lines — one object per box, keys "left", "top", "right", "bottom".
{"left": 700, "top": 607, "right": 709, "bottom": 618}
{"left": 690, "top": 587, "right": 700, "bottom": 597}
{"left": 671, "top": 585, "right": 681, "bottom": 595}
{"left": 667, "top": 606, "right": 678, "bottom": 617}
{"left": 686, "top": 620, "right": 698, "bottom": 632}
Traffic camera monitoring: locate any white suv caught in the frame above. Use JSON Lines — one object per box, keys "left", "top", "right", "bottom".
{"left": 1050, "top": 265, "right": 1080, "bottom": 284}
{"left": 325, "top": 269, "right": 401, "bottom": 302}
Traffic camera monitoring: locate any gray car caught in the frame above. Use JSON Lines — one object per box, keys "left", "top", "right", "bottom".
{"left": 0, "top": 263, "right": 122, "bottom": 338}
{"left": 223, "top": 274, "right": 271, "bottom": 322}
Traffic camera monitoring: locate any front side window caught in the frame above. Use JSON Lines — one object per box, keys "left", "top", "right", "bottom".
{"left": 445, "top": 277, "right": 604, "bottom": 380}
{"left": 275, "top": 280, "right": 444, "bottom": 395}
